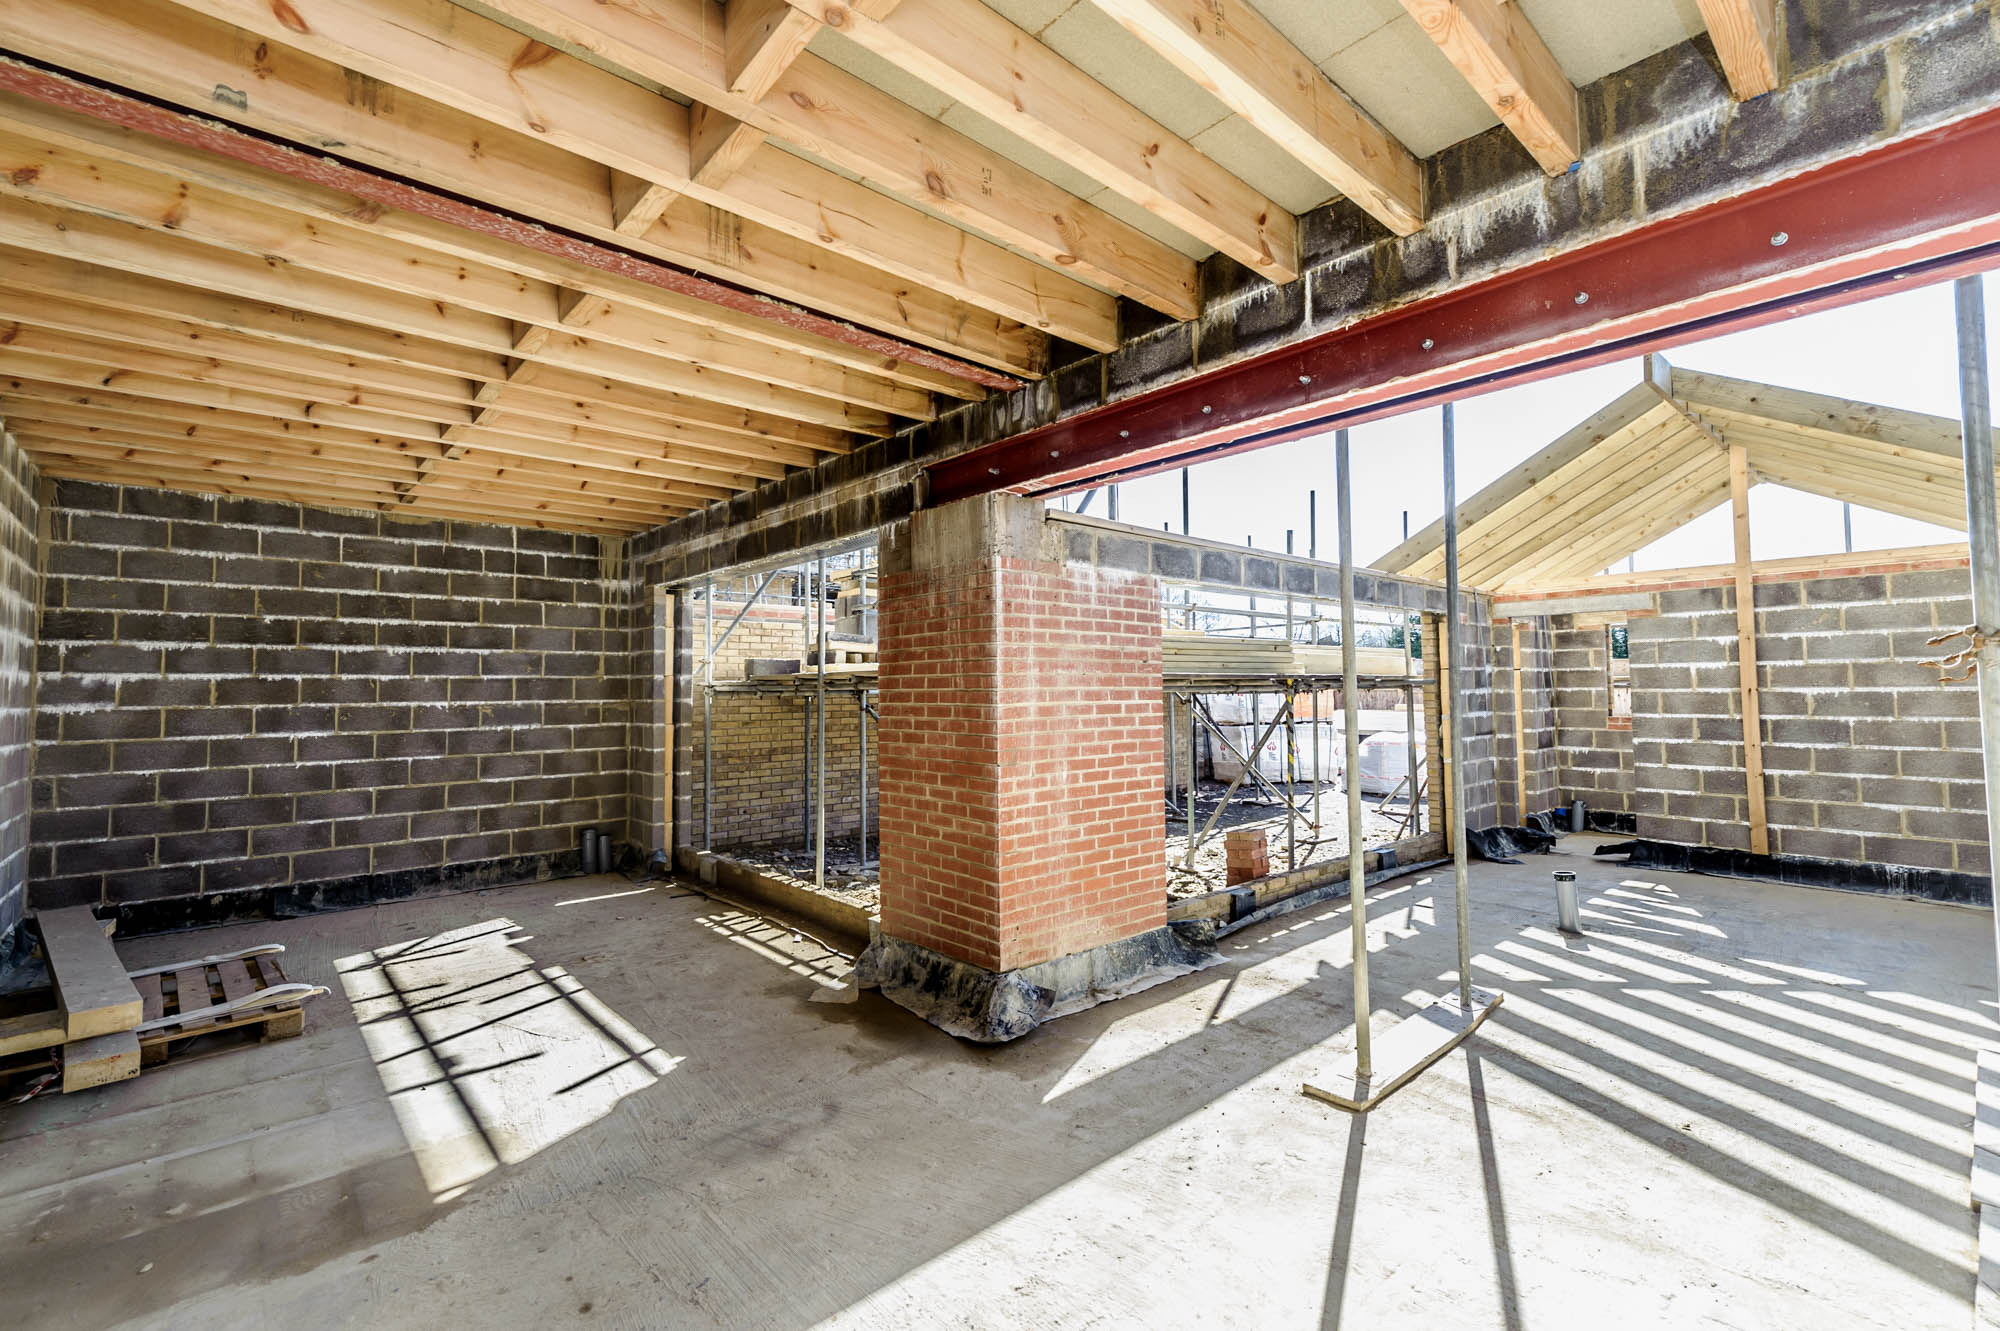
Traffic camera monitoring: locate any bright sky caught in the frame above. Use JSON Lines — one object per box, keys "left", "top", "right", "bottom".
{"left": 1079, "top": 273, "right": 2000, "bottom": 575}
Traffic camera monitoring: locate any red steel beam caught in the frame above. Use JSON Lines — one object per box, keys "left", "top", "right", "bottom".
{"left": 929, "top": 103, "right": 2000, "bottom": 503}
{"left": 0, "top": 56, "right": 1024, "bottom": 395}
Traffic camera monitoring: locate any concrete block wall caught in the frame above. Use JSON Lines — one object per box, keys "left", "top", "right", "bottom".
{"left": 1421, "top": 599, "right": 1501, "bottom": 834}
{"left": 1549, "top": 618, "right": 1635, "bottom": 818}
{"left": 0, "top": 431, "right": 37, "bottom": 959}
{"left": 1491, "top": 620, "right": 1559, "bottom": 824}
{"left": 28, "top": 481, "right": 634, "bottom": 911}
{"left": 683, "top": 599, "right": 875, "bottom": 851}
{"left": 627, "top": 584, "right": 672, "bottom": 860}
{"left": 1630, "top": 564, "right": 1986, "bottom": 873}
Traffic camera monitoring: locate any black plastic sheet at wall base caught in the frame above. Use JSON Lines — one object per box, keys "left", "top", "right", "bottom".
{"left": 99, "top": 843, "right": 631, "bottom": 937}
{"left": 1613, "top": 839, "right": 1990, "bottom": 908}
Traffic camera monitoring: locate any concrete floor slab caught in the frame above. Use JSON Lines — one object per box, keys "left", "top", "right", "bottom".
{"left": 0, "top": 841, "right": 1989, "bottom": 1329}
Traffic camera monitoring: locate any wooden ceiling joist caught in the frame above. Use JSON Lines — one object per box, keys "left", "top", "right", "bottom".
{"left": 1088, "top": 0, "right": 1424, "bottom": 236}
{"left": 0, "top": 252, "right": 852, "bottom": 464}
{"left": 141, "top": 0, "right": 1179, "bottom": 329}
{"left": 21, "top": 436, "right": 715, "bottom": 528}
{"left": 728, "top": 0, "right": 837, "bottom": 100}
{"left": 452, "top": 0, "right": 1202, "bottom": 317}
{"left": 790, "top": 0, "right": 1300, "bottom": 279}
{"left": 1396, "top": 0, "right": 1580, "bottom": 175}
{"left": 0, "top": 104, "right": 949, "bottom": 421}
{"left": 0, "top": 386, "right": 786, "bottom": 494}
{"left": 687, "top": 106, "right": 768, "bottom": 193}
{"left": 0, "top": 297, "right": 825, "bottom": 480}
{"left": 0, "top": 0, "right": 1756, "bottom": 534}
{"left": 29, "top": 446, "right": 657, "bottom": 532}
{"left": 0, "top": 189, "right": 892, "bottom": 445}
{"left": 1694, "top": 0, "right": 1783, "bottom": 101}
{"left": 0, "top": 0, "right": 1055, "bottom": 374}
{"left": 14, "top": 420, "right": 707, "bottom": 519}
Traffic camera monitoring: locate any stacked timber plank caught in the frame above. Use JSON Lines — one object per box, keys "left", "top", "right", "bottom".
{"left": 1164, "top": 633, "right": 1415, "bottom": 678}
{"left": 728, "top": 631, "right": 1420, "bottom": 688}
{"left": 0, "top": 909, "right": 315, "bottom": 1094}
{"left": 37, "top": 906, "right": 145, "bottom": 1092}
{"left": 1164, "top": 633, "right": 1291, "bottom": 677}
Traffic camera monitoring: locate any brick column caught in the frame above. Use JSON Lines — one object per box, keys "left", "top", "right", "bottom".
{"left": 875, "top": 493, "right": 1166, "bottom": 976}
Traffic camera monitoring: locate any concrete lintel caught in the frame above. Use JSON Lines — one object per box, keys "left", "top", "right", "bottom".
{"left": 855, "top": 923, "right": 1222, "bottom": 1043}
{"left": 1494, "top": 590, "right": 1657, "bottom": 618}
{"left": 910, "top": 492, "right": 1057, "bottom": 573}
{"left": 1048, "top": 510, "right": 1445, "bottom": 611}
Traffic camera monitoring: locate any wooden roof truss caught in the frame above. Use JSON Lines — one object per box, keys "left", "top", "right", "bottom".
{"left": 1373, "top": 353, "right": 1983, "bottom": 592}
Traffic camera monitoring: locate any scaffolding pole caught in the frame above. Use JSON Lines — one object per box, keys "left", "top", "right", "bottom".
{"left": 858, "top": 690, "right": 871, "bottom": 867}
{"left": 815, "top": 554, "right": 828, "bottom": 893}
{"left": 1443, "top": 402, "right": 1474, "bottom": 1010}
{"left": 1176, "top": 687, "right": 1192, "bottom": 843}
{"left": 710, "top": 569, "right": 781, "bottom": 659}
{"left": 702, "top": 575, "right": 713, "bottom": 852}
{"left": 801, "top": 693, "right": 812, "bottom": 852}
{"left": 1290, "top": 685, "right": 1302, "bottom": 864}
{"left": 1955, "top": 277, "right": 2000, "bottom": 1005}
{"left": 1184, "top": 699, "right": 1295, "bottom": 865}
{"left": 1337, "top": 428, "right": 1371, "bottom": 1078}
{"left": 1403, "top": 614, "right": 1420, "bottom": 836}
{"left": 1310, "top": 678, "right": 1323, "bottom": 841}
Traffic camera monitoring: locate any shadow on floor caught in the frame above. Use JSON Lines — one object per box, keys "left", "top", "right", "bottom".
{"left": 1, "top": 855, "right": 1987, "bottom": 1329}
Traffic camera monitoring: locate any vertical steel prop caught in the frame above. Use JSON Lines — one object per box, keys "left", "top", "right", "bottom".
{"left": 1443, "top": 403, "right": 1474, "bottom": 1010}
{"left": 1336, "top": 428, "right": 1372, "bottom": 1078}
{"left": 1953, "top": 277, "right": 2000, "bottom": 1002}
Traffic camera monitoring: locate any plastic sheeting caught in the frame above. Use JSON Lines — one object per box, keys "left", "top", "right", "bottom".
{"left": 1357, "top": 730, "right": 1426, "bottom": 796}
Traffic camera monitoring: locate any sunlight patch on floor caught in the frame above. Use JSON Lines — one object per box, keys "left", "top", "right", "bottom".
{"left": 337, "top": 917, "right": 679, "bottom": 1204}
{"left": 690, "top": 903, "right": 853, "bottom": 986}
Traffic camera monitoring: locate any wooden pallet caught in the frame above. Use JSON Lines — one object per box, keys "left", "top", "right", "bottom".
{"left": 134, "top": 952, "right": 306, "bottom": 1066}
